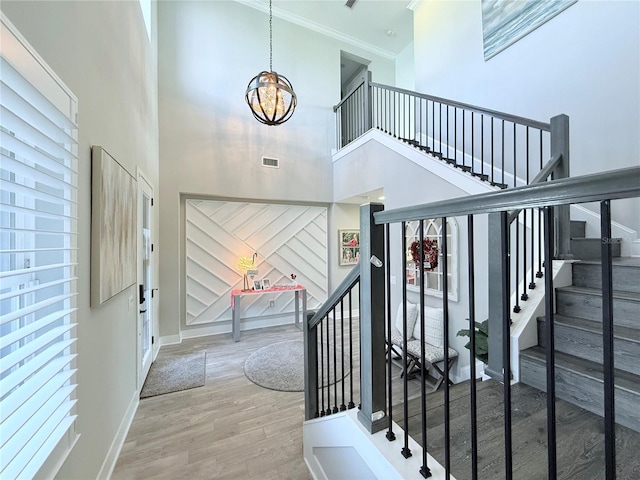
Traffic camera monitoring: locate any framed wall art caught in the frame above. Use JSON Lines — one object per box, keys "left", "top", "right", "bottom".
{"left": 482, "top": 0, "right": 577, "bottom": 60}
{"left": 339, "top": 229, "right": 360, "bottom": 266}
{"left": 91, "top": 146, "right": 137, "bottom": 306}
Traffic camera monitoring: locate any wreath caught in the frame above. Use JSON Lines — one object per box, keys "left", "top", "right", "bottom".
{"left": 410, "top": 238, "right": 438, "bottom": 271}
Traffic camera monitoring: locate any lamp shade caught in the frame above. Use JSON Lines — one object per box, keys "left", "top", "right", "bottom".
{"left": 245, "top": 71, "right": 296, "bottom": 126}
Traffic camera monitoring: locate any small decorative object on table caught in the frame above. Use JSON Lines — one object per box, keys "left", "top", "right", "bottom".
{"left": 253, "top": 279, "right": 262, "bottom": 290}
{"left": 290, "top": 273, "right": 297, "bottom": 287}
{"left": 261, "top": 278, "right": 271, "bottom": 289}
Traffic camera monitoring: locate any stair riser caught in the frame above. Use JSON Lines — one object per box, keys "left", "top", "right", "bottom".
{"left": 572, "top": 263, "right": 640, "bottom": 294}
{"left": 537, "top": 321, "right": 639, "bottom": 375}
{"left": 570, "top": 238, "right": 621, "bottom": 259}
{"left": 520, "top": 355, "right": 640, "bottom": 433}
{"left": 556, "top": 290, "right": 639, "bottom": 328}
{"left": 570, "top": 220, "right": 586, "bottom": 239}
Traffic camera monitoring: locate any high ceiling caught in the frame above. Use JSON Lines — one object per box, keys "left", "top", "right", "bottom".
{"left": 237, "top": 0, "right": 416, "bottom": 59}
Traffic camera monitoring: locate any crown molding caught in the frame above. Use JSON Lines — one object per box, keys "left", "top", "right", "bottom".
{"left": 235, "top": 0, "right": 397, "bottom": 60}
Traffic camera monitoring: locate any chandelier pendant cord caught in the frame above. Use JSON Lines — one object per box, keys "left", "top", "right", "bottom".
{"left": 269, "top": 0, "right": 273, "bottom": 72}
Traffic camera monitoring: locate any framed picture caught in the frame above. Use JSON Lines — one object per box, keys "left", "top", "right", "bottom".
{"left": 91, "top": 146, "right": 137, "bottom": 306}
{"left": 261, "top": 278, "right": 271, "bottom": 289}
{"left": 253, "top": 280, "right": 262, "bottom": 290}
{"left": 482, "top": 0, "right": 577, "bottom": 60}
{"left": 339, "top": 229, "right": 360, "bottom": 266}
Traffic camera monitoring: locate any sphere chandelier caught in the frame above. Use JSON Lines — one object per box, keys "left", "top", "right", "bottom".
{"left": 245, "top": 0, "right": 297, "bottom": 126}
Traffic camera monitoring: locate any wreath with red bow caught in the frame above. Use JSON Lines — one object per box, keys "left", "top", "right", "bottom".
{"left": 410, "top": 238, "right": 438, "bottom": 271}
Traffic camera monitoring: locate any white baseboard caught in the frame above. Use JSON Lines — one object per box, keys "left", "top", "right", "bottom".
{"left": 159, "top": 333, "right": 181, "bottom": 347}
{"left": 97, "top": 390, "right": 139, "bottom": 480}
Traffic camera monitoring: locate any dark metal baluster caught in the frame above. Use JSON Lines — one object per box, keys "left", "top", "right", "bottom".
{"left": 471, "top": 113, "right": 475, "bottom": 175}
{"left": 491, "top": 117, "right": 495, "bottom": 185}
{"left": 446, "top": 105, "right": 450, "bottom": 160}
{"left": 501, "top": 120, "right": 505, "bottom": 186}
{"left": 536, "top": 131, "right": 544, "bottom": 279}
{"left": 468, "top": 215, "right": 478, "bottom": 480}
{"left": 543, "top": 206, "right": 557, "bottom": 479}
{"left": 348, "top": 289, "right": 355, "bottom": 409}
{"left": 454, "top": 107, "right": 458, "bottom": 164}
{"left": 513, "top": 123, "right": 517, "bottom": 188}
{"left": 385, "top": 224, "right": 396, "bottom": 442}
{"left": 320, "top": 318, "right": 325, "bottom": 416}
{"left": 340, "top": 299, "right": 346, "bottom": 411}
{"left": 442, "top": 217, "right": 451, "bottom": 477}
{"left": 418, "top": 220, "right": 431, "bottom": 479}
{"left": 524, "top": 127, "right": 532, "bottom": 296}
{"left": 481, "top": 114, "right": 484, "bottom": 181}
{"left": 439, "top": 103, "right": 442, "bottom": 155}
{"left": 600, "top": 200, "right": 616, "bottom": 480}
{"left": 462, "top": 110, "right": 466, "bottom": 170}
{"left": 326, "top": 311, "right": 331, "bottom": 414}
{"left": 333, "top": 306, "right": 338, "bottom": 413}
{"left": 514, "top": 212, "right": 521, "bottom": 313}
{"left": 401, "top": 222, "right": 412, "bottom": 459}
{"left": 499, "top": 211, "right": 513, "bottom": 480}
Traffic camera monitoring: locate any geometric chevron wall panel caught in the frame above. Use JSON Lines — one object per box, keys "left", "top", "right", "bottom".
{"left": 185, "top": 199, "right": 328, "bottom": 326}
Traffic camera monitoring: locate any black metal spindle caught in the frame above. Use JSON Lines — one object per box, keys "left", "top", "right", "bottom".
{"left": 467, "top": 215, "right": 479, "bottom": 480}
{"left": 471, "top": 113, "right": 475, "bottom": 175}
{"left": 326, "top": 311, "right": 331, "bottom": 414}
{"left": 340, "top": 299, "right": 346, "bottom": 411}
{"left": 481, "top": 114, "right": 485, "bottom": 181}
{"left": 385, "top": 224, "right": 396, "bottom": 441}
{"left": 348, "top": 289, "right": 355, "bottom": 409}
{"left": 401, "top": 222, "right": 412, "bottom": 459}
{"left": 441, "top": 217, "right": 451, "bottom": 477}
{"left": 454, "top": 108, "right": 457, "bottom": 164}
{"left": 524, "top": 128, "right": 533, "bottom": 295}
{"left": 513, "top": 123, "right": 517, "bottom": 188}
{"left": 491, "top": 117, "right": 495, "bottom": 185}
{"left": 418, "top": 220, "right": 431, "bottom": 479}
{"left": 514, "top": 215, "right": 521, "bottom": 313}
{"left": 600, "top": 200, "right": 616, "bottom": 480}
{"left": 320, "top": 317, "right": 325, "bottom": 416}
{"left": 462, "top": 110, "right": 466, "bottom": 170}
{"left": 536, "top": 131, "right": 543, "bottom": 278}
{"left": 332, "top": 306, "right": 338, "bottom": 413}
{"left": 446, "top": 105, "right": 450, "bottom": 160}
{"left": 499, "top": 211, "right": 513, "bottom": 480}
{"left": 439, "top": 103, "right": 442, "bottom": 156}
{"left": 543, "top": 206, "right": 557, "bottom": 479}
{"left": 501, "top": 120, "right": 505, "bottom": 186}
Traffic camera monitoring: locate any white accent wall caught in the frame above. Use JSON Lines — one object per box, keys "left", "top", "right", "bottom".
{"left": 185, "top": 200, "right": 327, "bottom": 329}
{"left": 413, "top": 0, "right": 640, "bottom": 235}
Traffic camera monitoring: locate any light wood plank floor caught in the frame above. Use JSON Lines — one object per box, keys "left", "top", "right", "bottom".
{"left": 113, "top": 323, "right": 425, "bottom": 479}
{"left": 113, "top": 325, "right": 312, "bottom": 480}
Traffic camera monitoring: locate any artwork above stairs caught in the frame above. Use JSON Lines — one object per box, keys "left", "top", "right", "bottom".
{"left": 520, "top": 220, "right": 640, "bottom": 433}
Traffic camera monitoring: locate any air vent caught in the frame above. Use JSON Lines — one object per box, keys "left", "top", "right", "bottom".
{"left": 262, "top": 156, "right": 280, "bottom": 168}
{"left": 345, "top": 0, "right": 357, "bottom": 8}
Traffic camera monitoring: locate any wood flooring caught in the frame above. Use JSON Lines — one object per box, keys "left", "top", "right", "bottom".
{"left": 397, "top": 380, "right": 640, "bottom": 480}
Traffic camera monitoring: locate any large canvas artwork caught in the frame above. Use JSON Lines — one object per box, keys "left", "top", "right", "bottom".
{"left": 482, "top": 0, "right": 577, "bottom": 60}
{"left": 91, "top": 146, "right": 137, "bottom": 306}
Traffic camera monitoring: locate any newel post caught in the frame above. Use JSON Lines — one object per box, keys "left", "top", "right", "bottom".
{"left": 486, "top": 212, "right": 510, "bottom": 382}
{"left": 357, "top": 202, "right": 386, "bottom": 434}
{"left": 550, "top": 114, "right": 572, "bottom": 259}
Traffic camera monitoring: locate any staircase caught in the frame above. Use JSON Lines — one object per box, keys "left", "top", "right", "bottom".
{"left": 520, "top": 220, "right": 640, "bottom": 433}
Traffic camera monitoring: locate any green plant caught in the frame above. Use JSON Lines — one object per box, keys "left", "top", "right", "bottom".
{"left": 456, "top": 319, "right": 489, "bottom": 364}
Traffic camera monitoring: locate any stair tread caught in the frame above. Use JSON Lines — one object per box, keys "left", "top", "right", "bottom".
{"left": 521, "top": 346, "right": 640, "bottom": 395}
{"left": 559, "top": 285, "right": 640, "bottom": 302}
{"left": 574, "top": 257, "right": 640, "bottom": 267}
{"left": 539, "top": 314, "right": 640, "bottom": 342}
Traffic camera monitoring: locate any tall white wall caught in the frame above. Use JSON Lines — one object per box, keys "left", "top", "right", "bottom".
{"left": 1, "top": 1, "right": 159, "bottom": 478}
{"left": 413, "top": 0, "right": 640, "bottom": 234}
{"left": 157, "top": 1, "right": 395, "bottom": 339}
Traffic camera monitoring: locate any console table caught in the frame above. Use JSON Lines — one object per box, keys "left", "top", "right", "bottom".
{"left": 230, "top": 285, "right": 307, "bottom": 341}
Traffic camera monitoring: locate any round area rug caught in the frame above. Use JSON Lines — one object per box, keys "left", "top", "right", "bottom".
{"left": 244, "top": 340, "right": 348, "bottom": 392}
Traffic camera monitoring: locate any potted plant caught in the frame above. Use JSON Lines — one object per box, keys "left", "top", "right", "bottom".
{"left": 456, "top": 319, "right": 489, "bottom": 364}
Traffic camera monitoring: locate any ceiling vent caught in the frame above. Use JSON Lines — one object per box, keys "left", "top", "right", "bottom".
{"left": 345, "top": 0, "right": 357, "bottom": 8}
{"left": 262, "top": 156, "right": 280, "bottom": 168}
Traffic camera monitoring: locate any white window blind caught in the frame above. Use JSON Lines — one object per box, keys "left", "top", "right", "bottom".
{"left": 1, "top": 14, "right": 79, "bottom": 480}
